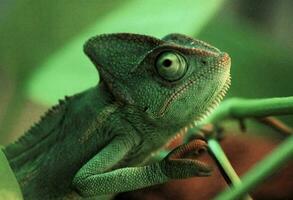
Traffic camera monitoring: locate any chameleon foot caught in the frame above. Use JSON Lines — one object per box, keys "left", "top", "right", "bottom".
{"left": 160, "top": 139, "right": 212, "bottom": 179}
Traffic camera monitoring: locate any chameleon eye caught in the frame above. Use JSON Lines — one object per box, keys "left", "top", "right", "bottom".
{"left": 155, "top": 51, "right": 187, "bottom": 81}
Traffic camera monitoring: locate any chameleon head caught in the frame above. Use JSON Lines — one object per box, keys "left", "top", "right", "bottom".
{"left": 154, "top": 34, "right": 231, "bottom": 126}
{"left": 84, "top": 33, "right": 231, "bottom": 129}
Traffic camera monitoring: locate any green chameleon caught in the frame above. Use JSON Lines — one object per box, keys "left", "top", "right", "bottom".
{"left": 3, "top": 33, "right": 231, "bottom": 199}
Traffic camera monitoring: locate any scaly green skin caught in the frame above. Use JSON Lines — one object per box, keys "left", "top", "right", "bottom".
{"left": 4, "top": 33, "right": 231, "bottom": 199}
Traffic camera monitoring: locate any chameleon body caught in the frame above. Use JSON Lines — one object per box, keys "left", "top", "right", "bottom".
{"left": 3, "top": 33, "right": 231, "bottom": 199}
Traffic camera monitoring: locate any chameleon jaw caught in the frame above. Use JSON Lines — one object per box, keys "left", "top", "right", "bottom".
{"left": 158, "top": 63, "right": 230, "bottom": 118}
{"left": 159, "top": 78, "right": 197, "bottom": 117}
{"left": 164, "top": 74, "right": 231, "bottom": 149}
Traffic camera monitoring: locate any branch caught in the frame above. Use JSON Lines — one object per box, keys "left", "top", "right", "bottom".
{"left": 213, "top": 135, "right": 293, "bottom": 200}
{"left": 208, "top": 138, "right": 253, "bottom": 200}
{"left": 204, "top": 96, "right": 293, "bottom": 125}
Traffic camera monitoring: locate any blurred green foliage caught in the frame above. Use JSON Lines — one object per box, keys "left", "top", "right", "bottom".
{"left": 0, "top": 1, "right": 292, "bottom": 198}
{"left": 0, "top": 0, "right": 224, "bottom": 142}
{"left": 25, "top": 0, "right": 224, "bottom": 105}
{"left": 0, "top": 0, "right": 126, "bottom": 142}
{"left": 0, "top": 0, "right": 123, "bottom": 79}
{"left": 198, "top": 14, "right": 293, "bottom": 99}
{"left": 1, "top": 0, "right": 292, "bottom": 141}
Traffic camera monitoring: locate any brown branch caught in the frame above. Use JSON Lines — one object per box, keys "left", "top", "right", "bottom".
{"left": 256, "top": 116, "right": 293, "bottom": 137}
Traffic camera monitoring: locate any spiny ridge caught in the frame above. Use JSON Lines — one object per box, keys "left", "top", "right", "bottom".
{"left": 4, "top": 96, "right": 70, "bottom": 159}
{"left": 185, "top": 76, "right": 231, "bottom": 136}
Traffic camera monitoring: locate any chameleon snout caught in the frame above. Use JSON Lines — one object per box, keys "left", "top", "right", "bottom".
{"left": 218, "top": 52, "right": 231, "bottom": 69}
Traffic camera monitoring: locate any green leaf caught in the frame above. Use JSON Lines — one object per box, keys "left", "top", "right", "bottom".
{"left": 26, "top": 0, "right": 225, "bottom": 105}
{"left": 0, "top": 148, "right": 23, "bottom": 200}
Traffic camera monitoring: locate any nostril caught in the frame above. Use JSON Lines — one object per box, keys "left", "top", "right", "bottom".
{"left": 200, "top": 59, "right": 207, "bottom": 66}
{"left": 221, "top": 52, "right": 230, "bottom": 62}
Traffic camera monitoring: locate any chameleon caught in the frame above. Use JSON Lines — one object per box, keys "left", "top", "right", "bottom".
{"left": 3, "top": 33, "right": 231, "bottom": 199}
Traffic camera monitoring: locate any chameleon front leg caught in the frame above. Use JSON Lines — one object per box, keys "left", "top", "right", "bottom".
{"left": 73, "top": 137, "right": 211, "bottom": 197}
{"left": 72, "top": 135, "right": 142, "bottom": 196}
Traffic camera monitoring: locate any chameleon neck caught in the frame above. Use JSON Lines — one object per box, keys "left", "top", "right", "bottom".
{"left": 4, "top": 82, "right": 114, "bottom": 176}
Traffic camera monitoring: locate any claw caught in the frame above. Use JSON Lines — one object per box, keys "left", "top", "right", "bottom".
{"left": 161, "top": 139, "right": 213, "bottom": 178}
{"left": 168, "top": 139, "right": 207, "bottom": 160}
{"left": 168, "top": 139, "right": 212, "bottom": 174}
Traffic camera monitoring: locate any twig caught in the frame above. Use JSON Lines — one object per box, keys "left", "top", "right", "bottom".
{"left": 204, "top": 97, "right": 293, "bottom": 125}
{"left": 208, "top": 138, "right": 253, "bottom": 200}
{"left": 213, "top": 135, "right": 293, "bottom": 200}
{"left": 256, "top": 116, "right": 292, "bottom": 137}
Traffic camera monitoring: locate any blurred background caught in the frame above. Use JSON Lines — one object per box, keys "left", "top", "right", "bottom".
{"left": 1, "top": 0, "right": 293, "bottom": 143}
{"left": 0, "top": 0, "right": 292, "bottom": 199}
